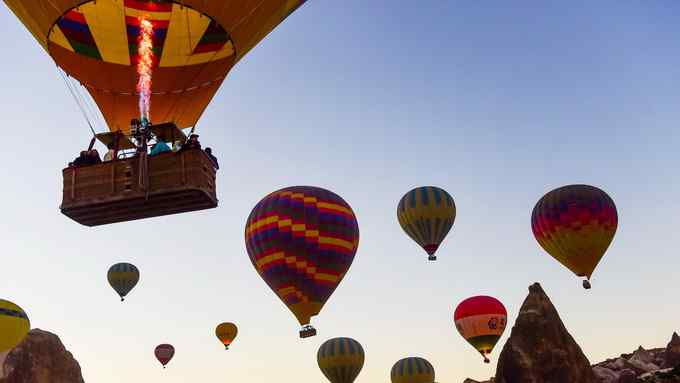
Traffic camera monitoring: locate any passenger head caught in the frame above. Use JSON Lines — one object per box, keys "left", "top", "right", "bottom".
{"left": 205, "top": 147, "right": 212, "bottom": 154}
{"left": 80, "top": 150, "right": 87, "bottom": 156}
{"left": 107, "top": 143, "right": 114, "bottom": 150}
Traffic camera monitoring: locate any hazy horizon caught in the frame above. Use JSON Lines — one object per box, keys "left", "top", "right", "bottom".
{"left": 1, "top": 1, "right": 679, "bottom": 382}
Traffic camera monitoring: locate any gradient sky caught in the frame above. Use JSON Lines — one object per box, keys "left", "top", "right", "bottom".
{"left": 1, "top": 1, "right": 679, "bottom": 382}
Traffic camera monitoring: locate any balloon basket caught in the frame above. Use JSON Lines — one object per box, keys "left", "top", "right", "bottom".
{"left": 299, "top": 326, "right": 317, "bottom": 338}
{"left": 582, "top": 280, "right": 592, "bottom": 289}
{"left": 428, "top": 255, "right": 437, "bottom": 261}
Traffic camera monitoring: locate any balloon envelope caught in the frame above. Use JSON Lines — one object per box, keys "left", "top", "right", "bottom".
{"left": 0, "top": 299, "right": 30, "bottom": 353}
{"left": 215, "top": 322, "right": 238, "bottom": 349}
{"left": 531, "top": 184, "right": 618, "bottom": 282}
{"left": 454, "top": 296, "right": 507, "bottom": 363}
{"left": 245, "top": 186, "right": 360, "bottom": 333}
{"left": 155, "top": 344, "right": 174, "bottom": 367}
{"left": 397, "top": 186, "right": 456, "bottom": 260}
{"left": 4, "top": 0, "right": 308, "bottom": 131}
{"left": 317, "top": 337, "right": 365, "bottom": 383}
{"left": 390, "top": 357, "right": 435, "bottom": 383}
{"left": 107, "top": 263, "right": 139, "bottom": 301}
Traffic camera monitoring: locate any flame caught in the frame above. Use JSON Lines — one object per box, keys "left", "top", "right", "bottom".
{"left": 136, "top": 16, "right": 154, "bottom": 124}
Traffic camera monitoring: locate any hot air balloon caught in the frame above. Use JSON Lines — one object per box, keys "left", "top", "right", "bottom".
{"left": 317, "top": 337, "right": 365, "bottom": 383}
{"left": 390, "top": 357, "right": 435, "bottom": 383}
{"left": 397, "top": 186, "right": 456, "bottom": 261}
{"left": 107, "top": 262, "right": 140, "bottom": 302}
{"left": 4, "top": 0, "right": 308, "bottom": 226}
{"left": 531, "top": 184, "right": 618, "bottom": 289}
{"left": 245, "top": 186, "right": 360, "bottom": 338}
{"left": 215, "top": 322, "right": 238, "bottom": 350}
{"left": 0, "top": 299, "right": 30, "bottom": 353}
{"left": 454, "top": 295, "right": 507, "bottom": 363}
{"left": 155, "top": 344, "right": 174, "bottom": 368}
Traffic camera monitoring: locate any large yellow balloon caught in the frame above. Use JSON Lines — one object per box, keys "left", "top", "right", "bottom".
{"left": 4, "top": 0, "right": 308, "bottom": 132}
{"left": 0, "top": 299, "right": 30, "bottom": 353}
{"left": 215, "top": 322, "right": 238, "bottom": 350}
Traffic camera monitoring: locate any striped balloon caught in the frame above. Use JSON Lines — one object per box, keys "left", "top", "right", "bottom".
{"left": 317, "top": 337, "right": 365, "bottom": 383}
{"left": 107, "top": 263, "right": 140, "bottom": 301}
{"left": 0, "top": 299, "right": 30, "bottom": 353}
{"left": 154, "top": 344, "right": 174, "bottom": 368}
{"left": 454, "top": 296, "right": 507, "bottom": 363}
{"left": 397, "top": 186, "right": 456, "bottom": 260}
{"left": 245, "top": 186, "right": 359, "bottom": 337}
{"left": 531, "top": 184, "right": 618, "bottom": 288}
{"left": 390, "top": 357, "right": 435, "bottom": 383}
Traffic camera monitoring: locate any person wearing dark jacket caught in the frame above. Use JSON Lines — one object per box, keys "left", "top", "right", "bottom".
{"left": 205, "top": 147, "right": 219, "bottom": 170}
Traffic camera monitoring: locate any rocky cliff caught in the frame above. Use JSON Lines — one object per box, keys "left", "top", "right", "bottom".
{"left": 493, "top": 282, "right": 597, "bottom": 383}
{"left": 592, "top": 333, "right": 680, "bottom": 383}
{"left": 0, "top": 329, "right": 84, "bottom": 383}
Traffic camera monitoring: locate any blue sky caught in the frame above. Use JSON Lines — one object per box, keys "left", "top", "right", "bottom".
{"left": 1, "top": 1, "right": 679, "bottom": 382}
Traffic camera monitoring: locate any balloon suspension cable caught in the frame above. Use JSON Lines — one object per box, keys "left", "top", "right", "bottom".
{"left": 57, "top": 67, "right": 97, "bottom": 136}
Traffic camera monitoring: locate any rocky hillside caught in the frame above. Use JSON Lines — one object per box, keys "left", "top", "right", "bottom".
{"left": 464, "top": 284, "right": 680, "bottom": 383}
{"left": 592, "top": 333, "right": 680, "bottom": 383}
{"left": 0, "top": 329, "right": 84, "bottom": 383}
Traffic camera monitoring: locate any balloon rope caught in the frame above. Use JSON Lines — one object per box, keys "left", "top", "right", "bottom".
{"left": 57, "top": 67, "right": 97, "bottom": 136}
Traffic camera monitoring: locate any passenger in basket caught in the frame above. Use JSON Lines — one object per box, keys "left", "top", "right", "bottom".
{"left": 103, "top": 143, "right": 116, "bottom": 162}
{"left": 70, "top": 150, "right": 89, "bottom": 167}
{"left": 204, "top": 147, "right": 219, "bottom": 170}
{"left": 150, "top": 140, "right": 172, "bottom": 156}
{"left": 180, "top": 134, "right": 201, "bottom": 151}
{"left": 87, "top": 149, "right": 102, "bottom": 165}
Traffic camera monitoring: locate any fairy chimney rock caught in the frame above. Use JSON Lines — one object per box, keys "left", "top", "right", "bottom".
{"left": 494, "top": 282, "right": 597, "bottom": 383}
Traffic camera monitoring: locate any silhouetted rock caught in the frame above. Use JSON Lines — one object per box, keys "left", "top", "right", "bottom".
{"left": 664, "top": 333, "right": 680, "bottom": 369}
{"left": 494, "top": 283, "right": 597, "bottom": 383}
{"left": 0, "top": 329, "right": 84, "bottom": 383}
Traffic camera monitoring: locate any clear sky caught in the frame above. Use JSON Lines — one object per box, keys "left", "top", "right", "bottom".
{"left": 1, "top": 1, "right": 679, "bottom": 382}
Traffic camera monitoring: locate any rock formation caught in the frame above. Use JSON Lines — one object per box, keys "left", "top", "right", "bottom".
{"left": 493, "top": 282, "right": 597, "bottom": 383}
{"left": 591, "top": 333, "right": 680, "bottom": 382}
{"left": 0, "top": 329, "right": 84, "bottom": 383}
{"left": 664, "top": 333, "right": 680, "bottom": 369}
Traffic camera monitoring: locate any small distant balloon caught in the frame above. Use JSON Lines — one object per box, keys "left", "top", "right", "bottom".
{"left": 215, "top": 322, "right": 238, "bottom": 350}
{"left": 318, "top": 337, "right": 365, "bottom": 383}
{"left": 390, "top": 357, "right": 435, "bottom": 383}
{"left": 397, "top": 186, "right": 456, "bottom": 261}
{"left": 107, "top": 263, "right": 139, "bottom": 302}
{"left": 531, "top": 184, "right": 618, "bottom": 289}
{"left": 454, "top": 296, "right": 507, "bottom": 363}
{"left": 0, "top": 299, "right": 30, "bottom": 353}
{"left": 155, "top": 344, "right": 175, "bottom": 368}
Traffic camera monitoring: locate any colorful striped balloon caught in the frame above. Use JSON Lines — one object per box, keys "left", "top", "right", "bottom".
{"left": 397, "top": 186, "right": 456, "bottom": 260}
{"left": 155, "top": 344, "right": 174, "bottom": 368}
{"left": 531, "top": 184, "right": 618, "bottom": 288}
{"left": 317, "top": 337, "right": 365, "bottom": 383}
{"left": 245, "top": 186, "right": 360, "bottom": 338}
{"left": 0, "top": 299, "right": 30, "bottom": 353}
{"left": 107, "top": 263, "right": 139, "bottom": 302}
{"left": 390, "top": 357, "right": 435, "bottom": 383}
